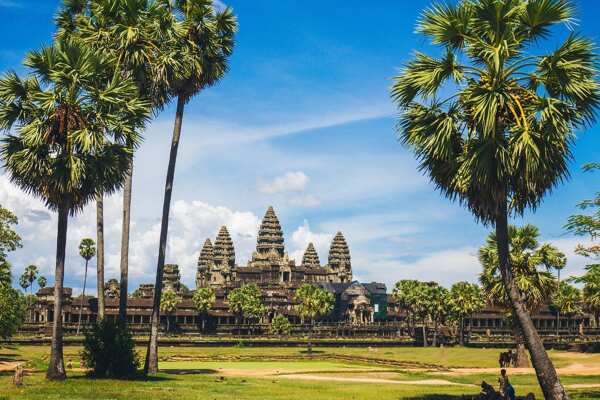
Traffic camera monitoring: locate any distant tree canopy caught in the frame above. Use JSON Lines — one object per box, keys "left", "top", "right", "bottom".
{"left": 0, "top": 204, "right": 25, "bottom": 339}
{"left": 227, "top": 283, "right": 265, "bottom": 321}
{"left": 294, "top": 284, "right": 334, "bottom": 324}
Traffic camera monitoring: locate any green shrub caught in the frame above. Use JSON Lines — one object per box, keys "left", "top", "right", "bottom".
{"left": 269, "top": 314, "right": 291, "bottom": 336}
{"left": 81, "top": 320, "right": 139, "bottom": 378}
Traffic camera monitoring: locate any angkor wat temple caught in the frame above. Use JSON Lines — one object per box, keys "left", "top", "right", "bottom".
{"left": 24, "top": 207, "right": 594, "bottom": 338}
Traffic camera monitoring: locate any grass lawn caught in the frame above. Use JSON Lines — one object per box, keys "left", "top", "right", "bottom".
{"left": 1, "top": 344, "right": 600, "bottom": 399}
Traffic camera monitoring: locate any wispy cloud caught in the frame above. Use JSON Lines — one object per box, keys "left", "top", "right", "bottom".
{"left": 0, "top": 0, "right": 20, "bottom": 8}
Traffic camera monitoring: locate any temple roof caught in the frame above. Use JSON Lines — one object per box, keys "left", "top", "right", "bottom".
{"left": 256, "top": 206, "right": 284, "bottom": 257}
{"left": 328, "top": 231, "right": 351, "bottom": 271}
{"left": 301, "top": 242, "right": 320, "bottom": 268}
{"left": 197, "top": 238, "right": 214, "bottom": 272}
{"left": 214, "top": 226, "right": 235, "bottom": 268}
{"left": 163, "top": 264, "right": 181, "bottom": 291}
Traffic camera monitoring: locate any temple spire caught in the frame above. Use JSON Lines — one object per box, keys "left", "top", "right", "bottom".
{"left": 256, "top": 206, "right": 284, "bottom": 257}
{"left": 302, "top": 242, "right": 320, "bottom": 268}
{"left": 214, "top": 226, "right": 235, "bottom": 268}
{"left": 196, "top": 239, "right": 214, "bottom": 288}
{"left": 328, "top": 231, "right": 352, "bottom": 282}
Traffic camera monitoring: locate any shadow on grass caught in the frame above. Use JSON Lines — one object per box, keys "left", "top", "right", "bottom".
{"left": 68, "top": 372, "right": 174, "bottom": 382}
{"left": 402, "top": 396, "right": 472, "bottom": 400}
{"left": 298, "top": 350, "right": 326, "bottom": 355}
{"left": 161, "top": 368, "right": 218, "bottom": 376}
{"left": 571, "top": 391, "right": 600, "bottom": 399}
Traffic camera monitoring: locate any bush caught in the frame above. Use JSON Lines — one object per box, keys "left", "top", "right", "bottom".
{"left": 270, "top": 314, "right": 292, "bottom": 336}
{"left": 81, "top": 320, "right": 139, "bottom": 378}
{"left": 0, "top": 284, "right": 26, "bottom": 339}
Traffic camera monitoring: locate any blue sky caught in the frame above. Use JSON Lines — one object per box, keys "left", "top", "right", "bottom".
{"left": 0, "top": 0, "right": 599, "bottom": 293}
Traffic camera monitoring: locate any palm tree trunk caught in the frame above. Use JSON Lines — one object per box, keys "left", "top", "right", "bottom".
{"left": 47, "top": 202, "right": 69, "bottom": 380}
{"left": 512, "top": 312, "right": 530, "bottom": 367}
{"left": 119, "top": 162, "right": 133, "bottom": 323}
{"left": 495, "top": 198, "right": 568, "bottom": 400}
{"left": 556, "top": 268, "right": 561, "bottom": 337}
{"left": 422, "top": 324, "right": 428, "bottom": 347}
{"left": 96, "top": 193, "right": 105, "bottom": 321}
{"left": 459, "top": 317, "right": 464, "bottom": 346}
{"left": 76, "top": 259, "right": 89, "bottom": 335}
{"left": 145, "top": 94, "right": 186, "bottom": 374}
{"left": 432, "top": 320, "right": 438, "bottom": 347}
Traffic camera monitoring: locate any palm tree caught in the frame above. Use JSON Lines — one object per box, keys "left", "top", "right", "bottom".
{"left": 37, "top": 276, "right": 47, "bottom": 290}
{"left": 159, "top": 289, "right": 178, "bottom": 333}
{"left": 146, "top": 0, "right": 237, "bottom": 374}
{"left": 426, "top": 284, "right": 449, "bottom": 347}
{"left": 575, "top": 265, "right": 600, "bottom": 327}
{"left": 192, "top": 287, "right": 215, "bottom": 332}
{"left": 294, "top": 284, "right": 334, "bottom": 353}
{"left": 77, "top": 238, "right": 96, "bottom": 335}
{"left": 553, "top": 280, "right": 583, "bottom": 334}
{"left": 392, "top": 279, "right": 420, "bottom": 334}
{"left": 479, "top": 224, "right": 563, "bottom": 366}
{"left": 391, "top": 1, "right": 599, "bottom": 397}
{"left": 0, "top": 40, "right": 148, "bottom": 380}
{"left": 448, "top": 282, "right": 485, "bottom": 346}
{"left": 56, "top": 0, "right": 181, "bottom": 322}
{"left": 23, "top": 264, "right": 38, "bottom": 294}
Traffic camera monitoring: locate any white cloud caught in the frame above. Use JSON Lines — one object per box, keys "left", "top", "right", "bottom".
{"left": 258, "top": 171, "right": 310, "bottom": 194}
{"left": 353, "top": 247, "right": 481, "bottom": 289}
{"left": 289, "top": 194, "right": 321, "bottom": 208}
{"left": 288, "top": 220, "right": 333, "bottom": 265}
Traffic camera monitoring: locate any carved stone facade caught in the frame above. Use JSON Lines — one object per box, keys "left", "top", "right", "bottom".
{"left": 196, "top": 207, "right": 353, "bottom": 288}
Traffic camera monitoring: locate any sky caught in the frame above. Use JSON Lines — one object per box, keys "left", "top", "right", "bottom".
{"left": 0, "top": 0, "right": 599, "bottom": 295}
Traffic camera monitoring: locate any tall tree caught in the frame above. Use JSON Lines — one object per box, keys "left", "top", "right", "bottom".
{"left": 294, "top": 284, "right": 334, "bottom": 353}
{"left": 566, "top": 163, "right": 600, "bottom": 326}
{"left": 0, "top": 41, "right": 148, "bottom": 380}
{"left": 77, "top": 238, "right": 96, "bottom": 335}
{"left": 56, "top": 0, "right": 181, "bottom": 322}
{"left": 448, "top": 282, "right": 485, "bottom": 346}
{"left": 20, "top": 264, "right": 38, "bottom": 321}
{"left": 391, "top": 1, "right": 599, "bottom": 397}
{"left": 159, "top": 289, "right": 178, "bottom": 333}
{"left": 426, "top": 284, "right": 450, "bottom": 347}
{"left": 146, "top": 0, "right": 237, "bottom": 374}
{"left": 479, "top": 224, "right": 563, "bottom": 365}
{"left": 552, "top": 280, "right": 582, "bottom": 333}
{"left": 0, "top": 206, "right": 25, "bottom": 339}
{"left": 392, "top": 279, "right": 421, "bottom": 334}
{"left": 37, "top": 276, "right": 47, "bottom": 290}
{"left": 192, "top": 287, "right": 215, "bottom": 332}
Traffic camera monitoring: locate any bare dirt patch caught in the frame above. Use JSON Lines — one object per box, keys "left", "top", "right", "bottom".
{"left": 0, "top": 361, "right": 21, "bottom": 372}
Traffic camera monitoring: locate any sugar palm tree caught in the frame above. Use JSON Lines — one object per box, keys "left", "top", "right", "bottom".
{"left": 0, "top": 40, "right": 148, "bottom": 380}
{"left": 392, "top": 279, "right": 420, "bottom": 333}
{"left": 159, "top": 288, "right": 178, "bottom": 333}
{"left": 448, "top": 282, "right": 485, "bottom": 346}
{"left": 192, "top": 287, "right": 215, "bottom": 332}
{"left": 426, "top": 284, "right": 449, "bottom": 347}
{"left": 552, "top": 280, "right": 582, "bottom": 334}
{"left": 479, "top": 224, "right": 563, "bottom": 365}
{"left": 391, "top": 0, "right": 599, "bottom": 397}
{"left": 145, "top": 0, "right": 237, "bottom": 374}
{"left": 56, "top": 0, "right": 181, "bottom": 322}
{"left": 37, "top": 276, "right": 47, "bottom": 289}
{"left": 76, "top": 238, "right": 96, "bottom": 335}
{"left": 23, "top": 264, "right": 38, "bottom": 294}
{"left": 294, "top": 284, "right": 334, "bottom": 353}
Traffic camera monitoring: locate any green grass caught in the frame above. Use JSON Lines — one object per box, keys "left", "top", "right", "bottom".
{"left": 1, "top": 345, "right": 599, "bottom": 399}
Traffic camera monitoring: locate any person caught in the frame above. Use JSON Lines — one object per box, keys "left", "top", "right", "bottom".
{"left": 499, "top": 369, "right": 516, "bottom": 400}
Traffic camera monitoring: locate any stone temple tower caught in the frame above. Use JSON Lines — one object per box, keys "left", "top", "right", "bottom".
{"left": 196, "top": 238, "right": 214, "bottom": 288}
{"left": 302, "top": 243, "right": 321, "bottom": 268}
{"left": 256, "top": 206, "right": 285, "bottom": 257}
{"left": 328, "top": 231, "right": 352, "bottom": 283}
{"left": 212, "top": 226, "right": 235, "bottom": 285}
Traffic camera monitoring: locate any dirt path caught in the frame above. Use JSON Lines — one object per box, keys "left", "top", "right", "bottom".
{"left": 0, "top": 361, "right": 21, "bottom": 372}
{"left": 443, "top": 364, "right": 600, "bottom": 376}
{"left": 276, "top": 374, "right": 474, "bottom": 386}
